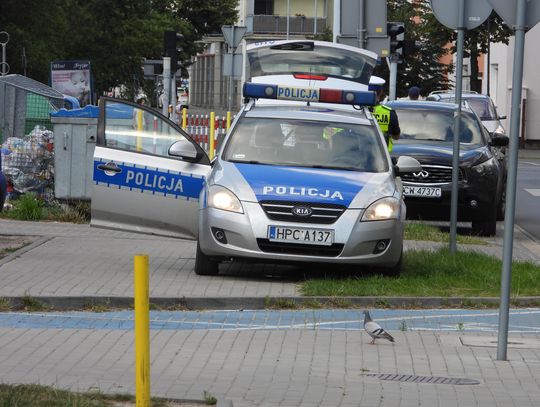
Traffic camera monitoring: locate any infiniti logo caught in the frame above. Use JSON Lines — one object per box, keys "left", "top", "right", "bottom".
{"left": 292, "top": 206, "right": 313, "bottom": 217}
{"left": 413, "top": 170, "right": 430, "bottom": 179}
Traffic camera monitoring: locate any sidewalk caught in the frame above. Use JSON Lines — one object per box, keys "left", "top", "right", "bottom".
{"left": 1, "top": 218, "right": 540, "bottom": 406}
{"left": 1, "top": 219, "right": 540, "bottom": 307}
{"left": 518, "top": 147, "right": 540, "bottom": 160}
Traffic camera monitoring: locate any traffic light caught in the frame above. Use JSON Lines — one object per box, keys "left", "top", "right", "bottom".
{"left": 164, "top": 31, "right": 184, "bottom": 73}
{"left": 387, "top": 22, "right": 405, "bottom": 55}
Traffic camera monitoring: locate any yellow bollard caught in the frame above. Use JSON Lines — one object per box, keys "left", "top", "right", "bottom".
{"left": 182, "top": 108, "right": 187, "bottom": 130}
{"left": 134, "top": 254, "right": 150, "bottom": 407}
{"left": 226, "top": 111, "right": 231, "bottom": 131}
{"left": 209, "top": 111, "right": 215, "bottom": 160}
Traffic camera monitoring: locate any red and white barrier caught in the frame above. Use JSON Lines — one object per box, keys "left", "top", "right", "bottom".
{"left": 183, "top": 113, "right": 232, "bottom": 156}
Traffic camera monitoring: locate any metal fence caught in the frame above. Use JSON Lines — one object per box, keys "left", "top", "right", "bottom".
{"left": 0, "top": 74, "right": 64, "bottom": 142}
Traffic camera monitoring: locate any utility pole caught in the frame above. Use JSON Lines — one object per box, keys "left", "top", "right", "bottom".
{"left": 162, "top": 57, "right": 171, "bottom": 118}
{"left": 430, "top": 0, "right": 492, "bottom": 253}
{"left": 484, "top": 0, "right": 540, "bottom": 362}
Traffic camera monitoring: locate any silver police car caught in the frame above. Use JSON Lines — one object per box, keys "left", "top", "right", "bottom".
{"left": 91, "top": 83, "right": 421, "bottom": 277}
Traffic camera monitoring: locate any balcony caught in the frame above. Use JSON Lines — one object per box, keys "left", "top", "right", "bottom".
{"left": 252, "top": 14, "right": 328, "bottom": 35}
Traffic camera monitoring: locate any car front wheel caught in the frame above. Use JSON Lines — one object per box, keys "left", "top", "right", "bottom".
{"left": 472, "top": 208, "right": 497, "bottom": 237}
{"left": 194, "top": 242, "right": 220, "bottom": 276}
{"left": 379, "top": 250, "right": 402, "bottom": 277}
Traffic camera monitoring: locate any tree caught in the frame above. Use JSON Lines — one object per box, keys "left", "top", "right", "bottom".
{"left": 374, "top": 0, "right": 453, "bottom": 98}
{"left": 460, "top": 11, "right": 513, "bottom": 93}
{"left": 376, "top": 1, "right": 514, "bottom": 98}
{"left": 0, "top": 0, "right": 237, "bottom": 100}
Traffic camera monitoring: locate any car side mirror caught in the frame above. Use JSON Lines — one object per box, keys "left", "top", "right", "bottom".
{"left": 394, "top": 156, "right": 422, "bottom": 175}
{"left": 489, "top": 135, "right": 509, "bottom": 147}
{"left": 169, "top": 139, "right": 203, "bottom": 162}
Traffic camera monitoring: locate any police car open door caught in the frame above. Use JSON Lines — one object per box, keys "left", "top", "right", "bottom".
{"left": 91, "top": 98, "right": 211, "bottom": 239}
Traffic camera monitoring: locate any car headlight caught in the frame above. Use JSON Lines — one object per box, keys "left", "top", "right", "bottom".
{"left": 472, "top": 157, "right": 496, "bottom": 175}
{"left": 208, "top": 185, "right": 243, "bottom": 213}
{"left": 362, "top": 197, "right": 400, "bottom": 221}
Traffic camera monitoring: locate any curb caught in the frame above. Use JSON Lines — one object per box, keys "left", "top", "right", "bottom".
{"left": 4, "top": 295, "right": 540, "bottom": 311}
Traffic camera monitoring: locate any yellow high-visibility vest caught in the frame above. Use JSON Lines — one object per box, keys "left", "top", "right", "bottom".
{"left": 373, "top": 104, "right": 392, "bottom": 133}
{"left": 372, "top": 104, "right": 394, "bottom": 151}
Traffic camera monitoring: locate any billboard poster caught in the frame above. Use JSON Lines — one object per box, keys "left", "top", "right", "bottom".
{"left": 50, "top": 60, "right": 93, "bottom": 106}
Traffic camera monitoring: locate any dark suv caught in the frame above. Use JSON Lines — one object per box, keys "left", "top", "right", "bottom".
{"left": 386, "top": 100, "right": 509, "bottom": 236}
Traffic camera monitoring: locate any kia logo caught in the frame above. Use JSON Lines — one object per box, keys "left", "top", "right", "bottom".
{"left": 292, "top": 206, "right": 313, "bottom": 217}
{"left": 413, "top": 170, "right": 430, "bottom": 179}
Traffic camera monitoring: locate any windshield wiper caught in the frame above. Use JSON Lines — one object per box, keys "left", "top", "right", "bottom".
{"left": 229, "top": 159, "right": 261, "bottom": 164}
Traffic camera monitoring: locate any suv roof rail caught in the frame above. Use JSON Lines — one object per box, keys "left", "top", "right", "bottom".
{"left": 429, "top": 89, "right": 479, "bottom": 96}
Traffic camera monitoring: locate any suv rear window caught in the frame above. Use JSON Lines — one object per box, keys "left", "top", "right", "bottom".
{"left": 247, "top": 43, "right": 375, "bottom": 85}
{"left": 437, "top": 96, "right": 497, "bottom": 120}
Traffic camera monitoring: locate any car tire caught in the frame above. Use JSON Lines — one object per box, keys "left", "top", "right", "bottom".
{"left": 194, "top": 242, "right": 219, "bottom": 276}
{"left": 497, "top": 187, "right": 506, "bottom": 221}
{"left": 472, "top": 209, "right": 497, "bottom": 237}
{"left": 380, "top": 250, "right": 402, "bottom": 277}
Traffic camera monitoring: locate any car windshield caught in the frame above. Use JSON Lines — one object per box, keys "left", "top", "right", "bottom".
{"left": 222, "top": 118, "right": 388, "bottom": 172}
{"left": 392, "top": 108, "right": 485, "bottom": 146}
{"left": 247, "top": 44, "right": 375, "bottom": 85}
{"left": 466, "top": 98, "right": 497, "bottom": 120}
{"left": 439, "top": 96, "right": 497, "bottom": 120}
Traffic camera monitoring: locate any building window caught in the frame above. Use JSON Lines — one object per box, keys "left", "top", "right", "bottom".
{"left": 255, "top": 0, "right": 274, "bottom": 15}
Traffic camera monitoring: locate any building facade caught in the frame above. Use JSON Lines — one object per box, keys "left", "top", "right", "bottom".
{"left": 188, "top": 0, "right": 331, "bottom": 113}
{"left": 485, "top": 23, "right": 540, "bottom": 147}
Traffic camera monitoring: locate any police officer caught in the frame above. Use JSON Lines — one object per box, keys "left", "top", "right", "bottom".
{"left": 368, "top": 79, "right": 400, "bottom": 152}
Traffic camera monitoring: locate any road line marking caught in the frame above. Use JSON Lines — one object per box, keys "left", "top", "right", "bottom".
{"left": 525, "top": 188, "right": 540, "bottom": 196}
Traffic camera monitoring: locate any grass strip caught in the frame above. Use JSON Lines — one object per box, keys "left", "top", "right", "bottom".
{"left": 0, "top": 383, "right": 201, "bottom": 406}
{"left": 1, "top": 194, "right": 90, "bottom": 223}
{"left": 404, "top": 222, "right": 486, "bottom": 245}
{"left": 301, "top": 248, "right": 540, "bottom": 297}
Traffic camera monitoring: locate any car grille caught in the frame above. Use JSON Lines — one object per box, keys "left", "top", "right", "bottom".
{"left": 400, "top": 165, "right": 463, "bottom": 184}
{"left": 256, "top": 239, "right": 344, "bottom": 257}
{"left": 259, "top": 200, "right": 346, "bottom": 224}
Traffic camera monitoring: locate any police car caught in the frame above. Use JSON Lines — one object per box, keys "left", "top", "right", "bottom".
{"left": 91, "top": 81, "right": 422, "bottom": 276}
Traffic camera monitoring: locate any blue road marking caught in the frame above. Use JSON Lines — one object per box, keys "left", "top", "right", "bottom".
{"left": 0, "top": 309, "right": 539, "bottom": 333}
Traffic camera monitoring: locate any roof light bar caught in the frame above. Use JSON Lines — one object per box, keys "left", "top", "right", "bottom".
{"left": 242, "top": 83, "right": 376, "bottom": 106}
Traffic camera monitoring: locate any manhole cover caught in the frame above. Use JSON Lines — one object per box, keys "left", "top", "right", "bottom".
{"left": 365, "top": 373, "right": 480, "bottom": 385}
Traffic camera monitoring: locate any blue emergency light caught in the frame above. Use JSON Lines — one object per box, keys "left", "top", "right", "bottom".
{"left": 242, "top": 82, "right": 376, "bottom": 106}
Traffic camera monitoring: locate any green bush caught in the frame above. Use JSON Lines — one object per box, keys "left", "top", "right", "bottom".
{"left": 1, "top": 195, "right": 90, "bottom": 223}
{"left": 6, "top": 193, "right": 46, "bottom": 221}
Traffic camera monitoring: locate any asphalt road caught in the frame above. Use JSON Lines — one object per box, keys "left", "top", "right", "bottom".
{"left": 516, "top": 158, "right": 540, "bottom": 241}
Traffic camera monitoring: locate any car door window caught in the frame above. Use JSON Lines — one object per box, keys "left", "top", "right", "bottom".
{"left": 101, "top": 99, "right": 188, "bottom": 157}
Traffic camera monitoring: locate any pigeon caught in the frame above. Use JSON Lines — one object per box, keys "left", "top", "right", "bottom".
{"left": 363, "top": 310, "right": 395, "bottom": 344}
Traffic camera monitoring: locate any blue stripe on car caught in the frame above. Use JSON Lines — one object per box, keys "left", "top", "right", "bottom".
{"left": 93, "top": 160, "right": 204, "bottom": 200}
{"left": 234, "top": 163, "right": 372, "bottom": 206}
